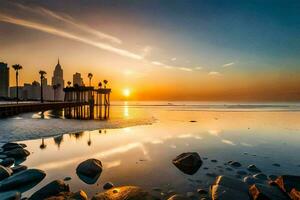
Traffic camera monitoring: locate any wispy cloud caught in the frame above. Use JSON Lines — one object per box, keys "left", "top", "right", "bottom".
{"left": 13, "top": 2, "right": 122, "bottom": 44}
{"left": 171, "top": 57, "right": 177, "bottom": 61}
{"left": 0, "top": 14, "right": 142, "bottom": 60}
{"left": 194, "top": 67, "right": 203, "bottom": 70}
{"left": 179, "top": 67, "right": 192, "bottom": 72}
{"left": 223, "top": 62, "right": 235, "bottom": 67}
{"left": 208, "top": 71, "right": 221, "bottom": 76}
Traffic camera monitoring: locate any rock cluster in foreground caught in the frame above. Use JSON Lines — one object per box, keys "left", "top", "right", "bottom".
{"left": 1, "top": 143, "right": 300, "bottom": 200}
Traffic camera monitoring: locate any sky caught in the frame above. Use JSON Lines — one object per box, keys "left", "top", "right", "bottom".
{"left": 0, "top": 0, "right": 300, "bottom": 101}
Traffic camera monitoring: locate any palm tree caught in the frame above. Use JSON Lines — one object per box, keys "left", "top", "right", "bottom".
{"left": 12, "top": 64, "right": 23, "bottom": 103}
{"left": 67, "top": 81, "right": 71, "bottom": 87}
{"left": 98, "top": 82, "right": 102, "bottom": 88}
{"left": 103, "top": 80, "right": 108, "bottom": 88}
{"left": 39, "top": 70, "right": 47, "bottom": 103}
{"left": 88, "top": 73, "right": 93, "bottom": 87}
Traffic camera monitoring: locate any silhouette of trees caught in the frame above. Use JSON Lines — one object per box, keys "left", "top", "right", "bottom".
{"left": 39, "top": 70, "right": 47, "bottom": 103}
{"left": 12, "top": 64, "right": 23, "bottom": 104}
{"left": 88, "top": 73, "right": 93, "bottom": 87}
{"left": 98, "top": 82, "right": 102, "bottom": 88}
{"left": 67, "top": 81, "right": 71, "bottom": 87}
{"left": 103, "top": 80, "right": 108, "bottom": 88}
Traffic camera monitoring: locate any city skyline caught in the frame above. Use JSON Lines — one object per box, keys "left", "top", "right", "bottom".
{"left": 1, "top": 0, "right": 300, "bottom": 101}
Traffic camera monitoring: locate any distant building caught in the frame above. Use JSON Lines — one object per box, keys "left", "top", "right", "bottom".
{"left": 73, "top": 72, "right": 84, "bottom": 86}
{"left": 10, "top": 86, "right": 24, "bottom": 99}
{"left": 0, "top": 62, "right": 9, "bottom": 98}
{"left": 51, "top": 59, "right": 65, "bottom": 101}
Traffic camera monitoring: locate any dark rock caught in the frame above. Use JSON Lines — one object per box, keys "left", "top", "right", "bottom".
{"left": 76, "top": 158, "right": 102, "bottom": 178}
{"left": 103, "top": 182, "right": 114, "bottom": 190}
{"left": 91, "top": 186, "right": 159, "bottom": 200}
{"left": 197, "top": 188, "right": 208, "bottom": 194}
{"left": 0, "top": 190, "right": 21, "bottom": 200}
{"left": 275, "top": 175, "right": 300, "bottom": 199}
{"left": 0, "top": 165, "right": 12, "bottom": 181}
{"left": 1, "top": 143, "right": 27, "bottom": 151}
{"left": 253, "top": 173, "right": 268, "bottom": 180}
{"left": 211, "top": 176, "right": 250, "bottom": 200}
{"left": 247, "top": 164, "right": 261, "bottom": 173}
{"left": 11, "top": 165, "right": 27, "bottom": 174}
{"left": 3, "top": 148, "right": 30, "bottom": 159}
{"left": 211, "top": 159, "right": 218, "bottom": 163}
{"left": 0, "top": 158, "right": 15, "bottom": 167}
{"left": 63, "top": 176, "right": 71, "bottom": 181}
{"left": 269, "top": 175, "right": 278, "bottom": 181}
{"left": 167, "top": 194, "right": 189, "bottom": 200}
{"left": 243, "top": 176, "right": 261, "bottom": 185}
{"left": 228, "top": 161, "right": 242, "bottom": 167}
{"left": 272, "top": 163, "right": 281, "bottom": 167}
{"left": 44, "top": 190, "right": 88, "bottom": 200}
{"left": 172, "top": 152, "right": 202, "bottom": 175}
{"left": 0, "top": 169, "right": 46, "bottom": 192}
{"left": 29, "top": 180, "right": 70, "bottom": 200}
{"left": 249, "top": 183, "right": 289, "bottom": 200}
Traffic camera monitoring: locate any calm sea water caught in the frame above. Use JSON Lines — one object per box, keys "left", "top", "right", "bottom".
{"left": 1, "top": 101, "right": 300, "bottom": 198}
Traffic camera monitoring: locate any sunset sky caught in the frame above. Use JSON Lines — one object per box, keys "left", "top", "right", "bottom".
{"left": 0, "top": 0, "right": 299, "bottom": 101}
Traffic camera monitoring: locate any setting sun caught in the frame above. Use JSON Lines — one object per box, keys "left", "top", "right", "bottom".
{"left": 122, "top": 88, "right": 131, "bottom": 97}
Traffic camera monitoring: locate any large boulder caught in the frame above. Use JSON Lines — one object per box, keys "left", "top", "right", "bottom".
{"left": 0, "top": 165, "right": 12, "bottom": 181}
{"left": 11, "top": 165, "right": 27, "bottom": 174}
{"left": 249, "top": 183, "right": 289, "bottom": 200}
{"left": 0, "top": 190, "right": 21, "bottom": 200}
{"left": 1, "top": 143, "right": 27, "bottom": 151}
{"left": 172, "top": 152, "right": 202, "bottom": 175}
{"left": 29, "top": 180, "right": 70, "bottom": 200}
{"left": 3, "top": 148, "right": 30, "bottom": 159}
{"left": 275, "top": 175, "right": 300, "bottom": 199}
{"left": 0, "top": 169, "right": 46, "bottom": 192}
{"left": 76, "top": 159, "right": 102, "bottom": 178}
{"left": 210, "top": 176, "right": 250, "bottom": 200}
{"left": 91, "top": 186, "right": 159, "bottom": 200}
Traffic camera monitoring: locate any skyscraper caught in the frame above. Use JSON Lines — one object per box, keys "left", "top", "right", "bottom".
{"left": 0, "top": 62, "right": 9, "bottom": 98}
{"left": 73, "top": 72, "right": 84, "bottom": 86}
{"left": 51, "top": 59, "right": 65, "bottom": 101}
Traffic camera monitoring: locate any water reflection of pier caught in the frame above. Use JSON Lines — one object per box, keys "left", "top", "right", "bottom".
{"left": 63, "top": 86, "right": 111, "bottom": 120}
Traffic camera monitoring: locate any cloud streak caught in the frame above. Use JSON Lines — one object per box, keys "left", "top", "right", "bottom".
{"left": 0, "top": 14, "right": 142, "bottom": 60}
{"left": 14, "top": 2, "right": 122, "bottom": 44}
{"left": 223, "top": 62, "right": 235, "bottom": 67}
{"left": 208, "top": 71, "right": 222, "bottom": 76}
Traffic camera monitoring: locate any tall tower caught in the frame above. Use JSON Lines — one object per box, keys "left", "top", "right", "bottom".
{"left": 51, "top": 58, "right": 65, "bottom": 101}
{"left": 0, "top": 62, "right": 9, "bottom": 98}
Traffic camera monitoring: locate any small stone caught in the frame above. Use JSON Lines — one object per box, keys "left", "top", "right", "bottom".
{"left": 243, "top": 176, "right": 257, "bottom": 185}
{"left": 3, "top": 148, "right": 30, "bottom": 159}
{"left": 225, "top": 167, "right": 233, "bottom": 171}
{"left": 11, "top": 165, "right": 27, "bottom": 174}
{"left": 103, "top": 182, "right": 114, "bottom": 190}
{"left": 76, "top": 158, "right": 103, "bottom": 178}
{"left": 247, "top": 164, "right": 261, "bottom": 173}
{"left": 211, "top": 159, "right": 218, "bottom": 163}
{"left": 0, "top": 158, "right": 15, "bottom": 167}
{"left": 269, "top": 175, "right": 278, "bottom": 181}
{"left": 197, "top": 189, "right": 208, "bottom": 194}
{"left": 64, "top": 177, "right": 72, "bottom": 181}
{"left": 203, "top": 167, "right": 209, "bottom": 170}
{"left": 228, "top": 161, "right": 242, "bottom": 167}
{"left": 272, "top": 163, "right": 280, "bottom": 167}
{"left": 253, "top": 173, "right": 268, "bottom": 180}
{"left": 172, "top": 152, "right": 202, "bottom": 175}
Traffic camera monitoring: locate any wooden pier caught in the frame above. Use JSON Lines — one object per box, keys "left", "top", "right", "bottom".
{"left": 0, "top": 86, "right": 111, "bottom": 119}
